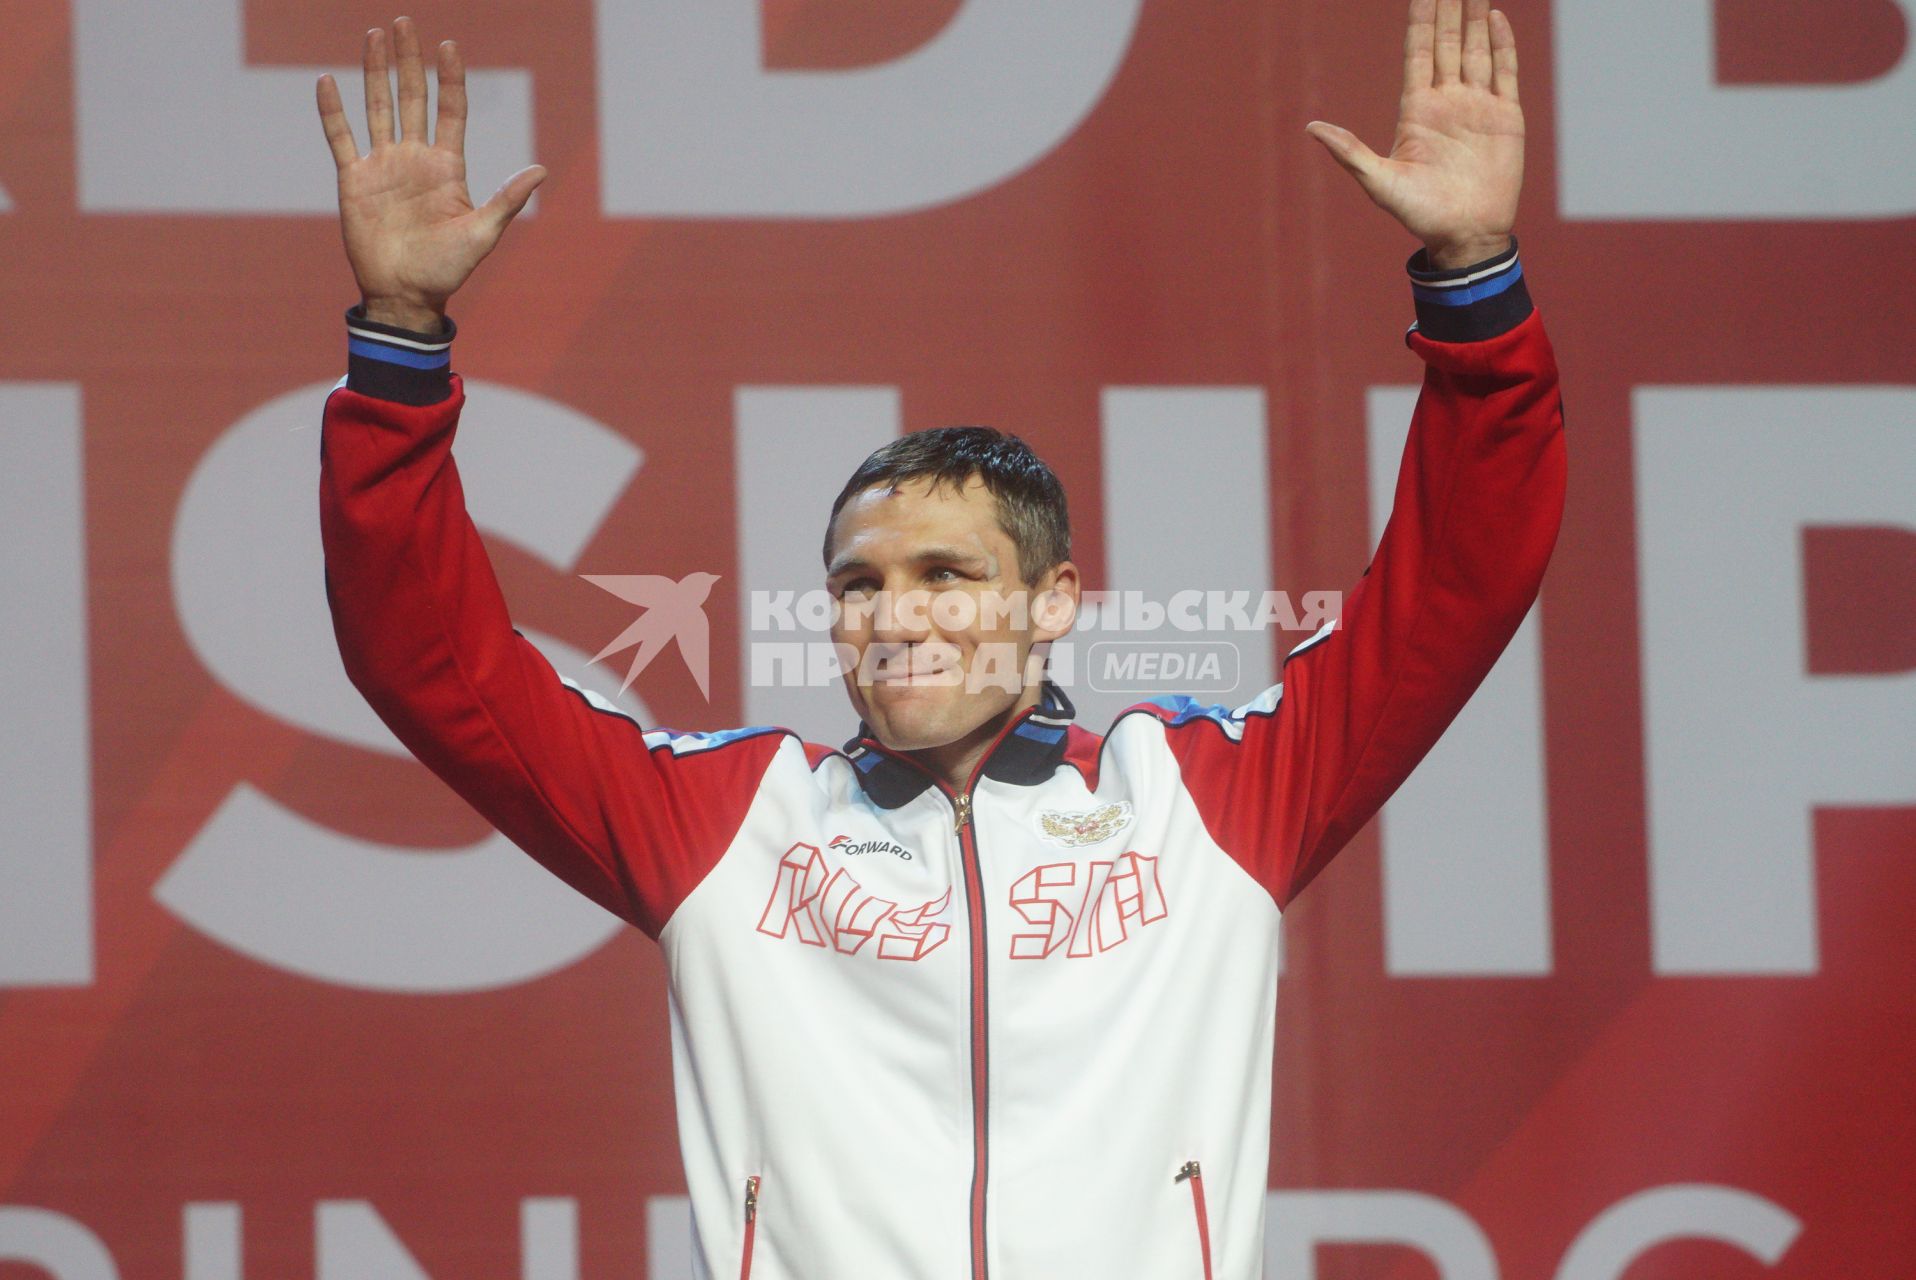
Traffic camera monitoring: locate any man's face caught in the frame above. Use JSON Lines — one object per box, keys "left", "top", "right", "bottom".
{"left": 825, "top": 476, "right": 1078, "bottom": 755}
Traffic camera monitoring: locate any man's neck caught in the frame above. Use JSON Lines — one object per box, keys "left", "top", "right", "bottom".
{"left": 902, "top": 680, "right": 1046, "bottom": 793}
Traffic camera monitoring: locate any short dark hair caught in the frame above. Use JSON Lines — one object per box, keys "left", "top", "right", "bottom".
{"left": 823, "top": 426, "right": 1071, "bottom": 585}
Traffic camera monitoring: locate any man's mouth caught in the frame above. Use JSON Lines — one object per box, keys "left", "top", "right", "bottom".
{"left": 870, "top": 648, "right": 960, "bottom": 685}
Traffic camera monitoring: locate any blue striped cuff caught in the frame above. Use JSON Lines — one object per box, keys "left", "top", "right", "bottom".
{"left": 344, "top": 304, "right": 457, "bottom": 405}
{"left": 1405, "top": 238, "right": 1532, "bottom": 343}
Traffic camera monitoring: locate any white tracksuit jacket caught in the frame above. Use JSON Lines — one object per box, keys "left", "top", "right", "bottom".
{"left": 320, "top": 242, "right": 1564, "bottom": 1279}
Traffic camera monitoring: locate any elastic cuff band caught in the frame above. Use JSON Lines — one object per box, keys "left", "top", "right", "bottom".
{"left": 1405, "top": 237, "right": 1532, "bottom": 344}
{"left": 344, "top": 304, "right": 457, "bottom": 405}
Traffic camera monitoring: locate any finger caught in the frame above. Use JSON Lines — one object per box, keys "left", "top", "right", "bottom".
{"left": 1403, "top": 0, "right": 1436, "bottom": 95}
{"left": 1489, "top": 9, "right": 1520, "bottom": 102}
{"left": 1462, "top": 0, "right": 1493, "bottom": 89}
{"left": 363, "top": 27, "right": 394, "bottom": 147}
{"left": 1305, "top": 121, "right": 1385, "bottom": 193}
{"left": 316, "top": 74, "right": 359, "bottom": 169}
{"left": 394, "top": 16, "right": 429, "bottom": 143}
{"left": 1434, "top": 0, "right": 1463, "bottom": 85}
{"left": 476, "top": 164, "right": 547, "bottom": 240}
{"left": 433, "top": 40, "right": 467, "bottom": 156}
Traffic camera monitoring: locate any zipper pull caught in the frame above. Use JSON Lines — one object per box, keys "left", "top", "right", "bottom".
{"left": 1175, "top": 1160, "right": 1201, "bottom": 1183}
{"left": 744, "top": 1174, "right": 760, "bottom": 1223}
{"left": 953, "top": 792, "right": 972, "bottom": 835}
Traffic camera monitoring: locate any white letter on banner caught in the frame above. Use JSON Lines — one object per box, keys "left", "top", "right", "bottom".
{"left": 1635, "top": 388, "right": 1916, "bottom": 974}
{"left": 0, "top": 1208, "right": 118, "bottom": 1279}
{"left": 1099, "top": 388, "right": 1275, "bottom": 717}
{"left": 315, "top": 1203, "right": 430, "bottom": 1280}
{"left": 0, "top": 384, "right": 93, "bottom": 987}
{"left": 183, "top": 1204, "right": 240, "bottom": 1280}
{"left": 645, "top": 1197, "right": 693, "bottom": 1280}
{"left": 521, "top": 1200, "right": 580, "bottom": 1280}
{"left": 736, "top": 387, "right": 899, "bottom": 742}
{"left": 1554, "top": 1185, "right": 1801, "bottom": 1280}
{"left": 597, "top": 0, "right": 1143, "bottom": 216}
{"left": 72, "top": 0, "right": 532, "bottom": 213}
{"left": 1266, "top": 1190, "right": 1498, "bottom": 1280}
{"left": 1369, "top": 387, "right": 1551, "bottom": 976}
{"left": 1556, "top": 0, "right": 1916, "bottom": 217}
{"left": 158, "top": 380, "right": 642, "bottom": 992}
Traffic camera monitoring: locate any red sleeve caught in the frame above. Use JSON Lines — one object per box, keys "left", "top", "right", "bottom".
{"left": 319, "top": 370, "right": 781, "bottom": 939}
{"left": 1145, "top": 263, "right": 1566, "bottom": 909}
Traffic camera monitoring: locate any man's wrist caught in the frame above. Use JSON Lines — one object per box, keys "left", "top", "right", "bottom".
{"left": 1422, "top": 235, "right": 1515, "bottom": 272}
{"left": 360, "top": 296, "right": 447, "bottom": 334}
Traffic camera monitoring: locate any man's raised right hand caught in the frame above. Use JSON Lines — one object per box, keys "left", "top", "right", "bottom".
{"left": 316, "top": 17, "right": 545, "bottom": 332}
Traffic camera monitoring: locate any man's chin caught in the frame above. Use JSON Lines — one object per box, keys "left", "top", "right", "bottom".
{"left": 857, "top": 680, "right": 967, "bottom": 751}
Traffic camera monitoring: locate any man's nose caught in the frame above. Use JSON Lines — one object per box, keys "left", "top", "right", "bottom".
{"left": 869, "top": 586, "right": 936, "bottom": 645}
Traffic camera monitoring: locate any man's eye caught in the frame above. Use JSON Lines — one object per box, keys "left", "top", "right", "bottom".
{"left": 840, "top": 579, "right": 877, "bottom": 597}
{"left": 928, "top": 567, "right": 960, "bottom": 584}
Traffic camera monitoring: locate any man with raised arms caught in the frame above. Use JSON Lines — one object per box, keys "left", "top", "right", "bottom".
{"left": 315, "top": 4, "right": 1561, "bottom": 1275}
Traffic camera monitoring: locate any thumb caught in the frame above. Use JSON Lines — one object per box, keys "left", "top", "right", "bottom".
{"left": 1305, "top": 121, "right": 1384, "bottom": 191}
{"left": 476, "top": 163, "right": 547, "bottom": 238}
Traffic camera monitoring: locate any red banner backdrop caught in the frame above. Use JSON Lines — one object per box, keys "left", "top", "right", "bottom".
{"left": 2, "top": 1, "right": 1912, "bottom": 1277}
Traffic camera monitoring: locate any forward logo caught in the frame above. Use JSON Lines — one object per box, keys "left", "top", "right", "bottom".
{"left": 828, "top": 833, "right": 915, "bottom": 861}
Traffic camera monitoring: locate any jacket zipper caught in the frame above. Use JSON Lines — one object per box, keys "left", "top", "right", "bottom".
{"left": 951, "top": 781, "right": 989, "bottom": 1280}
{"left": 1175, "top": 1161, "right": 1213, "bottom": 1280}
{"left": 860, "top": 703, "right": 1038, "bottom": 1280}
{"left": 739, "top": 1174, "right": 761, "bottom": 1280}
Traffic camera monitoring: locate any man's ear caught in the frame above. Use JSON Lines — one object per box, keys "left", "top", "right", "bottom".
{"left": 1030, "top": 561, "right": 1081, "bottom": 642}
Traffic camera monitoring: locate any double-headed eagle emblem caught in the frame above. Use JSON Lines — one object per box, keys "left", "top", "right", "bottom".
{"left": 1036, "top": 801, "right": 1134, "bottom": 847}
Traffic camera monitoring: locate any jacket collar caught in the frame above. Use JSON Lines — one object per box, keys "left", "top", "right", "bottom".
{"left": 842, "top": 680, "right": 1078, "bottom": 808}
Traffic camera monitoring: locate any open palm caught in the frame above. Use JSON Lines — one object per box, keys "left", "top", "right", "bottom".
{"left": 1307, "top": 0, "right": 1523, "bottom": 268}
{"left": 316, "top": 19, "right": 545, "bottom": 329}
